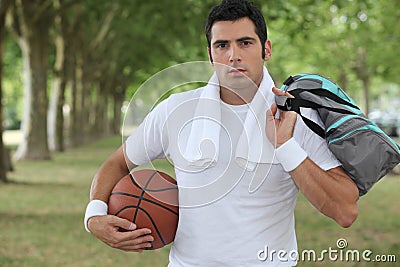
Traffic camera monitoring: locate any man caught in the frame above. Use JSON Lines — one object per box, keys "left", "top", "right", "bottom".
{"left": 84, "top": 0, "right": 359, "bottom": 266}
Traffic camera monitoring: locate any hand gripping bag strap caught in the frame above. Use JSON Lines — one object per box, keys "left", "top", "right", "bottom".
{"left": 276, "top": 98, "right": 326, "bottom": 139}
{"left": 277, "top": 96, "right": 356, "bottom": 139}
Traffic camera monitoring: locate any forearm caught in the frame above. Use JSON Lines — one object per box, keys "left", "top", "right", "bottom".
{"left": 90, "top": 145, "right": 136, "bottom": 202}
{"left": 290, "top": 158, "right": 359, "bottom": 227}
{"left": 85, "top": 147, "right": 153, "bottom": 252}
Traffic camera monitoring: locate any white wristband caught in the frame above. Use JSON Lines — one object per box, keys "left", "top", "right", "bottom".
{"left": 275, "top": 138, "right": 308, "bottom": 172}
{"left": 84, "top": 200, "right": 108, "bottom": 233}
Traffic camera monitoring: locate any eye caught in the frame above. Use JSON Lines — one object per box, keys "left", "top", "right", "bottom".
{"left": 217, "top": 43, "right": 227, "bottom": 48}
{"left": 241, "top": 41, "right": 252, "bottom": 46}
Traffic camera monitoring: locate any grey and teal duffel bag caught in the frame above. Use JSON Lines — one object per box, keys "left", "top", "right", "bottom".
{"left": 276, "top": 74, "right": 400, "bottom": 196}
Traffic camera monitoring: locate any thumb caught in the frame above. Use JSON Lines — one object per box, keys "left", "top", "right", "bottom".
{"left": 111, "top": 216, "right": 136, "bottom": 231}
{"left": 266, "top": 104, "right": 278, "bottom": 146}
{"left": 266, "top": 103, "right": 277, "bottom": 121}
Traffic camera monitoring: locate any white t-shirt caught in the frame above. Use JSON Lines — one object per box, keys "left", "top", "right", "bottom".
{"left": 125, "top": 87, "right": 340, "bottom": 267}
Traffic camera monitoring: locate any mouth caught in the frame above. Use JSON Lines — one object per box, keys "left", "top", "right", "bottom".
{"left": 228, "top": 67, "right": 247, "bottom": 76}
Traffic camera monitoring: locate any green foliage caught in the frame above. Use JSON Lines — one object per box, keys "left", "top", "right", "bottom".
{"left": 3, "top": 37, "right": 23, "bottom": 130}
{"left": 2, "top": 0, "right": 400, "bottom": 141}
{"left": 262, "top": 0, "right": 400, "bottom": 113}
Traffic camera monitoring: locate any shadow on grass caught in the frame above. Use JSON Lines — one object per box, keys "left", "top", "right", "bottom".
{"left": 3, "top": 179, "right": 72, "bottom": 188}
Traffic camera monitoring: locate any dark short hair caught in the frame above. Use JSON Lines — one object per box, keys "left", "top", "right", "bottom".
{"left": 205, "top": 0, "right": 268, "bottom": 60}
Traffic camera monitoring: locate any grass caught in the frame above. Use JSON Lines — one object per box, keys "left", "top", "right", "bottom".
{"left": 0, "top": 135, "right": 399, "bottom": 266}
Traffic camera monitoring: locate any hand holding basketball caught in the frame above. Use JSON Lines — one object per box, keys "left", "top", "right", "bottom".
{"left": 88, "top": 214, "right": 154, "bottom": 252}
{"left": 108, "top": 169, "right": 179, "bottom": 250}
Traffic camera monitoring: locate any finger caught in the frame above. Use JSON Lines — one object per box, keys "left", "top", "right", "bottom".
{"left": 115, "top": 228, "right": 153, "bottom": 243}
{"left": 120, "top": 242, "right": 153, "bottom": 253}
{"left": 116, "top": 236, "right": 154, "bottom": 249}
{"left": 272, "top": 87, "right": 294, "bottom": 98}
{"left": 108, "top": 234, "right": 154, "bottom": 250}
{"left": 110, "top": 216, "right": 137, "bottom": 231}
{"left": 279, "top": 110, "right": 296, "bottom": 121}
{"left": 280, "top": 111, "right": 298, "bottom": 130}
{"left": 283, "top": 110, "right": 298, "bottom": 120}
{"left": 272, "top": 86, "right": 285, "bottom": 96}
{"left": 116, "top": 230, "right": 154, "bottom": 244}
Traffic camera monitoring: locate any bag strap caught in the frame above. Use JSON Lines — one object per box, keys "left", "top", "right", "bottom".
{"left": 289, "top": 88, "right": 360, "bottom": 111}
{"left": 299, "top": 112, "right": 326, "bottom": 139}
{"left": 277, "top": 99, "right": 326, "bottom": 139}
{"left": 286, "top": 95, "right": 359, "bottom": 115}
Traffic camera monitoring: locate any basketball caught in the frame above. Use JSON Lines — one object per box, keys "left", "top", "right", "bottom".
{"left": 108, "top": 169, "right": 179, "bottom": 249}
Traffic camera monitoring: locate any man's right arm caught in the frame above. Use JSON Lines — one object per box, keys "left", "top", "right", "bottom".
{"left": 86, "top": 144, "right": 154, "bottom": 252}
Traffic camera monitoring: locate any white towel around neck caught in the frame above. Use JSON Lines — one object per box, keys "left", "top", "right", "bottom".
{"left": 183, "top": 66, "right": 279, "bottom": 172}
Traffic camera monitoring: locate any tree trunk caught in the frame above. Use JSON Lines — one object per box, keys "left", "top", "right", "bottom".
{"left": 48, "top": 8, "right": 65, "bottom": 152}
{"left": 62, "top": 7, "right": 85, "bottom": 148}
{"left": 112, "top": 91, "right": 123, "bottom": 135}
{"left": 81, "top": 77, "right": 91, "bottom": 143}
{"left": 56, "top": 77, "right": 66, "bottom": 151}
{"left": 14, "top": 0, "right": 52, "bottom": 160}
{"left": 95, "top": 83, "right": 110, "bottom": 139}
{"left": 353, "top": 47, "right": 373, "bottom": 117}
{"left": 362, "top": 77, "right": 370, "bottom": 117}
{"left": 70, "top": 52, "right": 83, "bottom": 146}
{"left": 48, "top": 67, "right": 62, "bottom": 151}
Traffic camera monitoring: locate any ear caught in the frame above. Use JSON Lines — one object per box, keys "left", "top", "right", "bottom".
{"left": 264, "top": 40, "right": 272, "bottom": 61}
{"left": 207, "top": 47, "right": 213, "bottom": 64}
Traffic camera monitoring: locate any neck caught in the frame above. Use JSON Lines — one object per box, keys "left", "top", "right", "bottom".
{"left": 220, "top": 86, "right": 257, "bottom": 105}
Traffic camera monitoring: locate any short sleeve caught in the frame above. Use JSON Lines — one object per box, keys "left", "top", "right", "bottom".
{"left": 294, "top": 108, "right": 341, "bottom": 171}
{"left": 125, "top": 99, "right": 169, "bottom": 165}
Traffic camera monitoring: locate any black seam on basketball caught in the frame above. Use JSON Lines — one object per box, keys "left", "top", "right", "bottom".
{"left": 129, "top": 173, "right": 143, "bottom": 190}
{"left": 129, "top": 173, "right": 178, "bottom": 192}
{"left": 115, "top": 205, "right": 167, "bottom": 246}
{"left": 129, "top": 172, "right": 177, "bottom": 192}
{"left": 111, "top": 192, "right": 179, "bottom": 216}
{"left": 133, "top": 171, "right": 159, "bottom": 222}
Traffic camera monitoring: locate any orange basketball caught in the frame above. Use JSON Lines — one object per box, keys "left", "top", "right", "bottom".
{"left": 108, "top": 169, "right": 179, "bottom": 249}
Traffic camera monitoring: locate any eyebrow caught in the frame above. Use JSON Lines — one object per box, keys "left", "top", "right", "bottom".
{"left": 237, "top": 36, "right": 257, "bottom": 42}
{"left": 212, "top": 40, "right": 229, "bottom": 46}
{"left": 212, "top": 36, "right": 257, "bottom": 46}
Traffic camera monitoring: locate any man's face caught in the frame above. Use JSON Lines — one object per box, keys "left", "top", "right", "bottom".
{"left": 209, "top": 17, "right": 271, "bottom": 97}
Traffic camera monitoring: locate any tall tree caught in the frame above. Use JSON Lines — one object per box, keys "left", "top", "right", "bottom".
{"left": 0, "top": 0, "right": 13, "bottom": 182}
{"left": 8, "top": 0, "right": 53, "bottom": 160}
{"left": 48, "top": 0, "right": 66, "bottom": 152}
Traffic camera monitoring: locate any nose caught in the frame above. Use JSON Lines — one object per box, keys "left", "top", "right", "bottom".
{"left": 229, "top": 44, "right": 241, "bottom": 63}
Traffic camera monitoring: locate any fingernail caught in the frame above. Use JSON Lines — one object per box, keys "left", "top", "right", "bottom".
{"left": 129, "top": 223, "right": 136, "bottom": 230}
{"left": 287, "top": 93, "right": 295, "bottom": 98}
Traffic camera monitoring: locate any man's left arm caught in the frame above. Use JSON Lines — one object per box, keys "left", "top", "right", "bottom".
{"left": 289, "top": 157, "right": 358, "bottom": 227}
{"left": 267, "top": 88, "right": 359, "bottom": 227}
